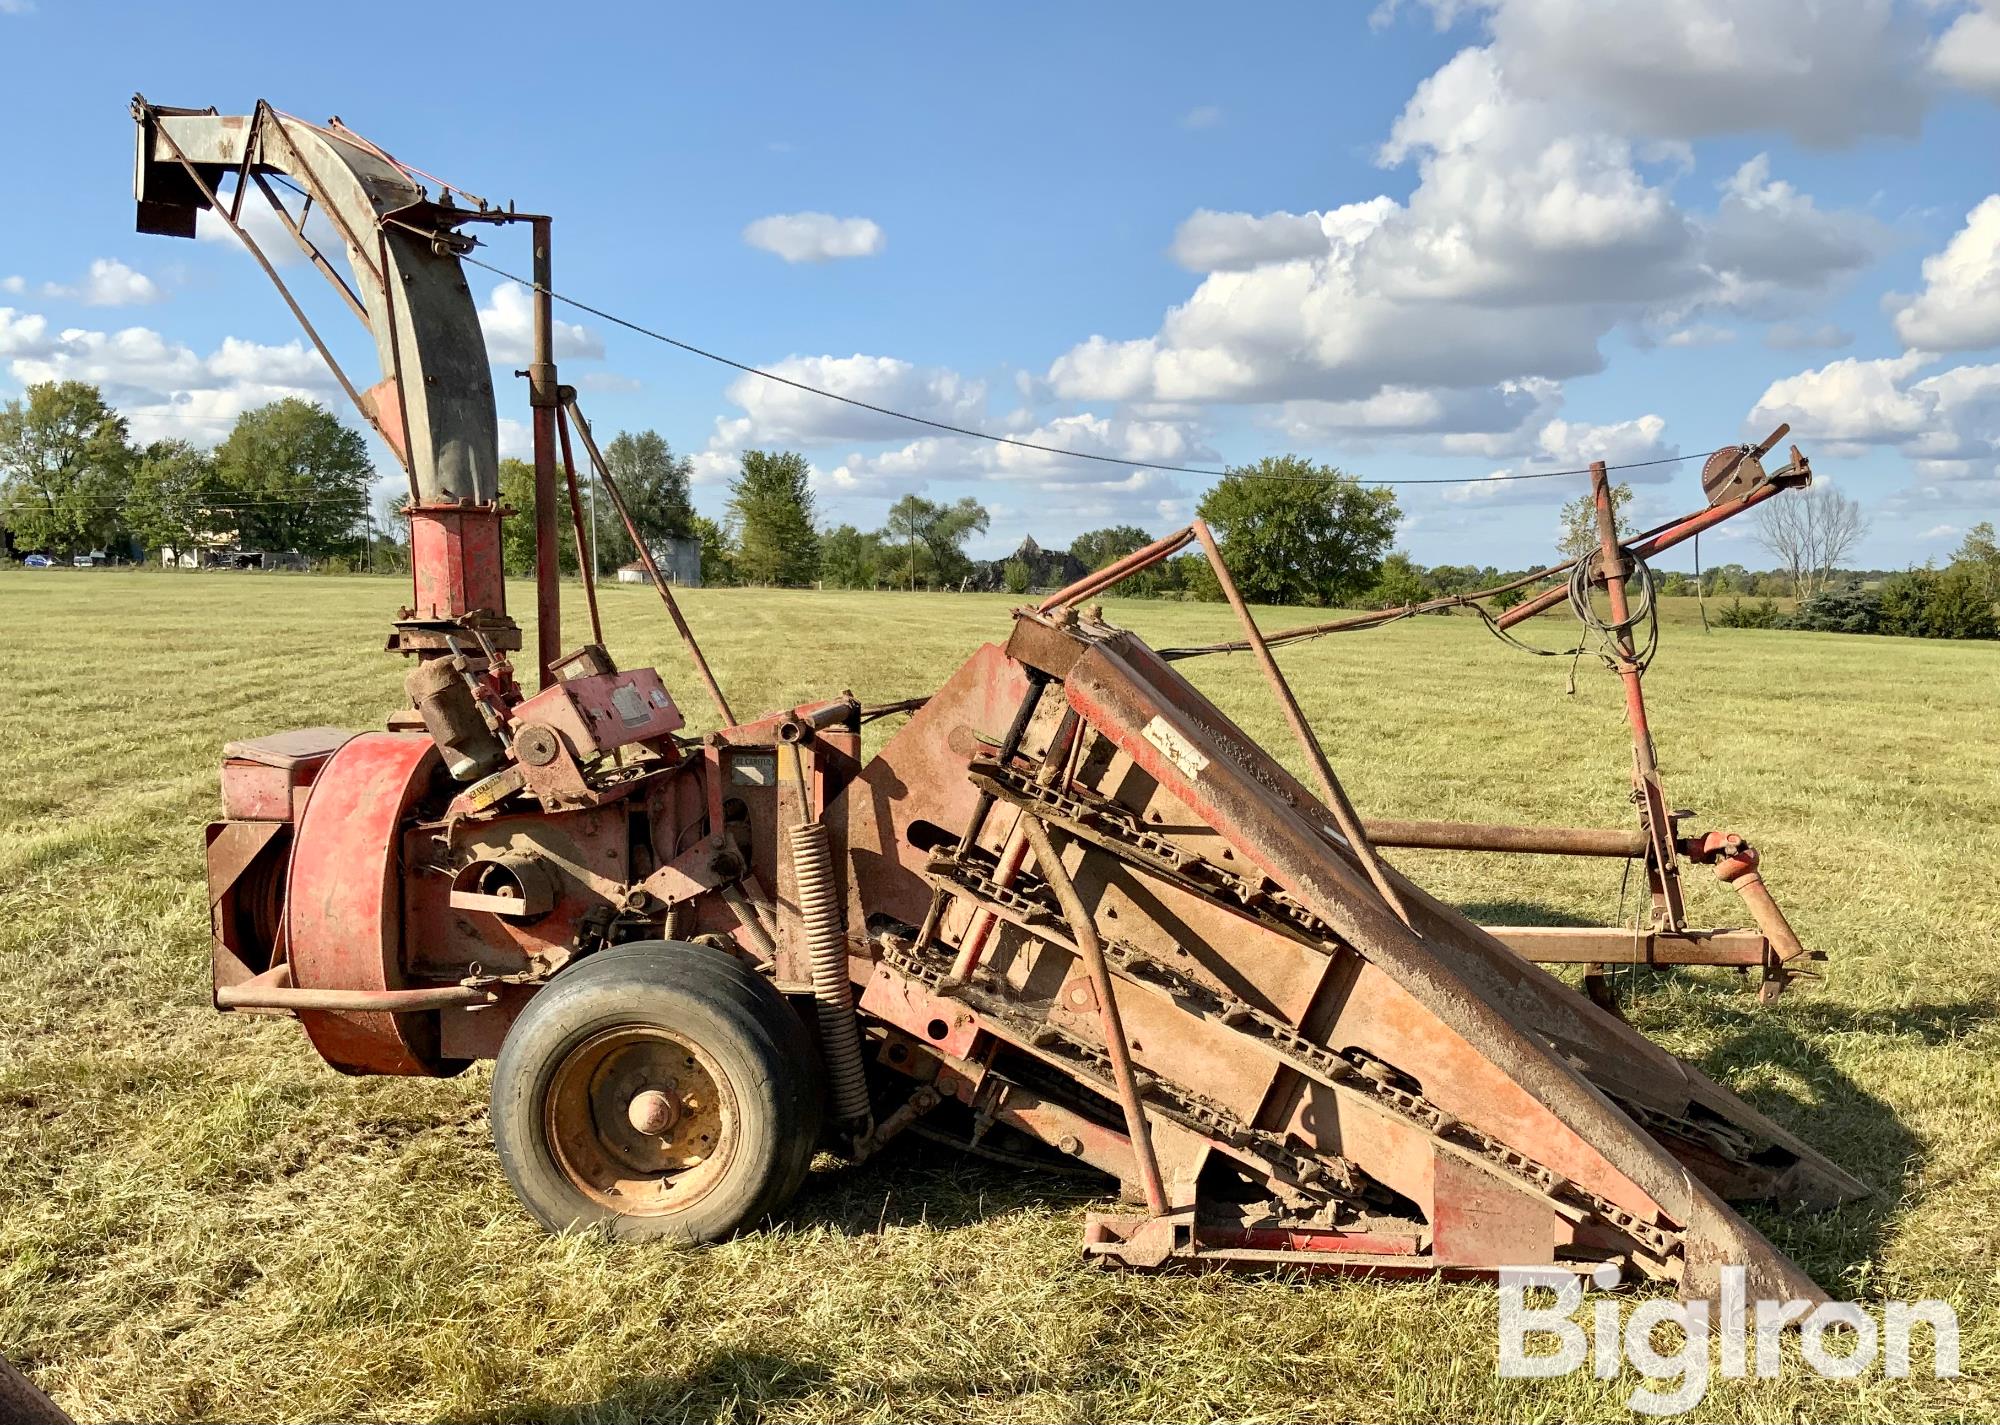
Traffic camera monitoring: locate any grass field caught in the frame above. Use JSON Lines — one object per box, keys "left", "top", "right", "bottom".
{"left": 1, "top": 569, "right": 1996, "bottom": 1423}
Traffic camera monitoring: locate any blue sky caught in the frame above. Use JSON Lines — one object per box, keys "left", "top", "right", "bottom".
{"left": 5, "top": 0, "right": 2000, "bottom": 569}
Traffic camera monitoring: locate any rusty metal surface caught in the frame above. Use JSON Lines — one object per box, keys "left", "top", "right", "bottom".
{"left": 511, "top": 667, "right": 684, "bottom": 758}
{"left": 218, "top": 977, "right": 496, "bottom": 1012}
{"left": 1045, "top": 619, "right": 1859, "bottom": 1300}
{"left": 1019, "top": 815, "right": 1168, "bottom": 1214}
{"left": 157, "top": 96, "right": 1867, "bottom": 1306}
{"left": 134, "top": 99, "right": 501, "bottom": 509}
{"left": 286, "top": 732, "right": 449, "bottom": 1076}
{"left": 407, "top": 503, "right": 509, "bottom": 628}
{"left": 1483, "top": 925, "right": 1768, "bottom": 965}
{"left": 1360, "top": 818, "right": 1647, "bottom": 857}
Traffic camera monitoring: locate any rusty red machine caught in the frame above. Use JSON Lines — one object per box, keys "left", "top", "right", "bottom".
{"left": 137, "top": 98, "right": 1866, "bottom": 1306}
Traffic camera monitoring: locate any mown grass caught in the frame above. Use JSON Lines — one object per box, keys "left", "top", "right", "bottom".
{"left": 0, "top": 570, "right": 1995, "bottom": 1423}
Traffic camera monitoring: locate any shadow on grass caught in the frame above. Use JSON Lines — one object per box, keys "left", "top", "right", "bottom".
{"left": 480, "top": 1349, "right": 832, "bottom": 1425}
{"left": 1459, "top": 898, "right": 1962, "bottom": 1285}
{"left": 1457, "top": 897, "right": 1606, "bottom": 928}
{"left": 1464, "top": 901, "right": 1983, "bottom": 1289}
{"left": 1638, "top": 982, "right": 1995, "bottom": 1290}
{"left": 777, "top": 1130, "right": 1111, "bottom": 1238}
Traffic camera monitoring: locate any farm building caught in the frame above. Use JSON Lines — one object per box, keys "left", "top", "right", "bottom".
{"left": 612, "top": 536, "right": 701, "bottom": 587}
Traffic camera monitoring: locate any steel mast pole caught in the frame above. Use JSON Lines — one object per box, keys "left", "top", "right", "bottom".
{"left": 1588, "top": 460, "right": 1685, "bottom": 930}
{"left": 529, "top": 217, "right": 562, "bottom": 688}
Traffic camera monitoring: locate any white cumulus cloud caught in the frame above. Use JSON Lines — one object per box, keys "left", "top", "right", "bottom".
{"left": 1393, "top": 0, "right": 1934, "bottom": 147}
{"left": 827, "top": 411, "right": 1212, "bottom": 499}
{"left": 1167, "top": 207, "right": 1378, "bottom": 273}
{"left": 5, "top": 259, "right": 164, "bottom": 308}
{"left": 1932, "top": 1, "right": 2000, "bottom": 98}
{"left": 2, "top": 306, "right": 347, "bottom": 446}
{"left": 742, "top": 212, "right": 886, "bottom": 264}
{"left": 687, "top": 353, "right": 988, "bottom": 485}
{"left": 476, "top": 282, "right": 603, "bottom": 365}
{"left": 1749, "top": 352, "right": 1936, "bottom": 446}
{"left": 1444, "top": 413, "right": 1677, "bottom": 505}
{"left": 1747, "top": 351, "right": 2000, "bottom": 506}
{"left": 77, "top": 259, "right": 162, "bottom": 307}
{"left": 1890, "top": 195, "right": 2000, "bottom": 351}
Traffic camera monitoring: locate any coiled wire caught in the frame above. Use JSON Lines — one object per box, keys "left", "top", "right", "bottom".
{"left": 1476, "top": 546, "right": 1659, "bottom": 687}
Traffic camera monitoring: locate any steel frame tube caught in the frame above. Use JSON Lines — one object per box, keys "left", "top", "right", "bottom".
{"left": 530, "top": 218, "right": 562, "bottom": 689}
{"left": 1190, "top": 521, "right": 1415, "bottom": 929}
{"left": 1038, "top": 527, "right": 1195, "bottom": 612}
{"left": 948, "top": 706, "right": 1079, "bottom": 983}
{"left": 923, "top": 673, "right": 1047, "bottom": 956}
{"left": 217, "top": 982, "right": 498, "bottom": 1012}
{"left": 564, "top": 396, "right": 736, "bottom": 725}
{"left": 1588, "top": 461, "right": 1685, "bottom": 928}
{"left": 1019, "top": 815, "right": 1168, "bottom": 1216}
{"left": 1359, "top": 818, "right": 1646, "bottom": 858}
{"left": 555, "top": 407, "right": 604, "bottom": 649}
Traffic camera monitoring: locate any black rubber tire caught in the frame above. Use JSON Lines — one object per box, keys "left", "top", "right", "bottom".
{"left": 491, "top": 940, "right": 821, "bottom": 1242}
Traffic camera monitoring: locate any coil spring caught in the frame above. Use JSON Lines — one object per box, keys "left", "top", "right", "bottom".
{"left": 790, "top": 820, "right": 872, "bottom": 1124}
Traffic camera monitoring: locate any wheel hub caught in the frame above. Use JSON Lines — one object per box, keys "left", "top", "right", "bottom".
{"left": 545, "top": 1026, "right": 736, "bottom": 1214}
{"left": 626, "top": 1086, "right": 681, "bottom": 1136}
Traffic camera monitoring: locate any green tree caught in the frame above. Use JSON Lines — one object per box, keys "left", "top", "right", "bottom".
{"left": 214, "top": 398, "right": 372, "bottom": 557}
{"left": 366, "top": 492, "right": 411, "bottom": 575}
{"left": 1952, "top": 520, "right": 2000, "bottom": 602}
{"left": 821, "top": 523, "right": 888, "bottom": 589}
{"left": 1880, "top": 565, "right": 1999, "bottom": 640}
{"left": 0, "top": 381, "right": 134, "bottom": 557}
{"left": 882, "top": 494, "right": 991, "bottom": 589}
{"left": 1556, "top": 481, "right": 1632, "bottom": 562}
{"left": 691, "top": 514, "right": 735, "bottom": 586}
{"left": 597, "top": 429, "right": 694, "bottom": 568}
{"left": 497, "top": 457, "right": 540, "bottom": 576}
{"left": 1705, "top": 562, "right": 1751, "bottom": 595}
{"left": 1069, "top": 525, "right": 1151, "bottom": 571}
{"left": 728, "top": 450, "right": 819, "bottom": 585}
{"left": 1193, "top": 457, "right": 1400, "bottom": 607}
{"left": 1069, "top": 523, "right": 1177, "bottom": 595}
{"left": 1365, "top": 551, "right": 1433, "bottom": 609}
{"left": 1002, "top": 558, "right": 1032, "bottom": 595}
{"left": 127, "top": 439, "right": 221, "bottom": 564}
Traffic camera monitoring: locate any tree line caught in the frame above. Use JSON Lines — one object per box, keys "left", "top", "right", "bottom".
{"left": 7, "top": 378, "right": 1990, "bottom": 640}
{"left": 640, "top": 450, "right": 1406, "bottom": 604}
{"left": 0, "top": 381, "right": 374, "bottom": 565}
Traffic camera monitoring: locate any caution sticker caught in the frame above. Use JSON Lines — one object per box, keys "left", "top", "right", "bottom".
{"left": 1143, "top": 715, "right": 1209, "bottom": 781}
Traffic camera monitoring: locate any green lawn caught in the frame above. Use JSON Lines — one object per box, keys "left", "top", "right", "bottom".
{"left": 2, "top": 571, "right": 1996, "bottom": 1422}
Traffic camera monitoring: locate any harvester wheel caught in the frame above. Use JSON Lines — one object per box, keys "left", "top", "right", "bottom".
{"left": 491, "top": 941, "right": 821, "bottom": 1242}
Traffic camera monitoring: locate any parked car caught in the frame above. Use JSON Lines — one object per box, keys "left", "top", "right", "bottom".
{"left": 22, "top": 554, "right": 51, "bottom": 569}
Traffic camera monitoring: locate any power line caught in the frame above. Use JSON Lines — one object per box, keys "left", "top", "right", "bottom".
{"left": 456, "top": 253, "right": 1708, "bottom": 489}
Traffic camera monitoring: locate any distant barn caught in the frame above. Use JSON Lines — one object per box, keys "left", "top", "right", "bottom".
{"left": 613, "top": 536, "right": 702, "bottom": 587}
